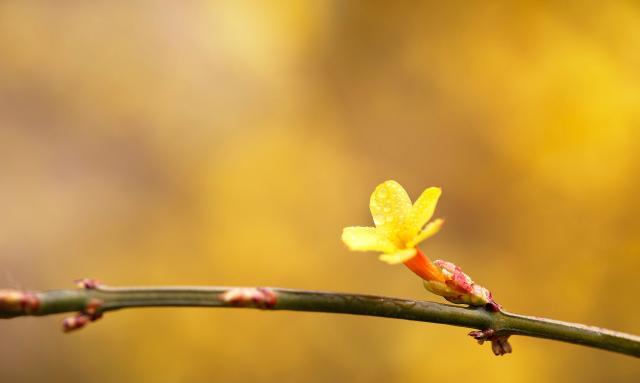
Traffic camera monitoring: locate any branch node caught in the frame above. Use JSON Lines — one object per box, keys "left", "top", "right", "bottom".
{"left": 0, "top": 289, "right": 40, "bottom": 316}
{"left": 468, "top": 328, "right": 512, "bottom": 356}
{"left": 221, "top": 287, "right": 277, "bottom": 309}
{"left": 62, "top": 298, "right": 104, "bottom": 333}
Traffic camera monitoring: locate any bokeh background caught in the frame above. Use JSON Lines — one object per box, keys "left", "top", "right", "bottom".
{"left": 1, "top": 1, "right": 639, "bottom": 382}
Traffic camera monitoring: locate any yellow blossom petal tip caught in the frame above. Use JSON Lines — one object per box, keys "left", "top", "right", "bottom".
{"left": 369, "top": 180, "right": 412, "bottom": 237}
{"left": 341, "top": 226, "right": 397, "bottom": 253}
{"left": 406, "top": 186, "right": 442, "bottom": 236}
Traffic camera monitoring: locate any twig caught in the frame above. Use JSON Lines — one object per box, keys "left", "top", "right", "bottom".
{"left": 1, "top": 282, "right": 638, "bottom": 357}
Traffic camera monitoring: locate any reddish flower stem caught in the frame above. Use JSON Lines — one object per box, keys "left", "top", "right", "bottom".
{"left": 403, "top": 248, "right": 445, "bottom": 282}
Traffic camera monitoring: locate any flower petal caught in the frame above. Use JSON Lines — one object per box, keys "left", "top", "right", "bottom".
{"left": 405, "top": 187, "right": 441, "bottom": 236}
{"left": 378, "top": 248, "right": 417, "bottom": 265}
{"left": 342, "top": 226, "right": 397, "bottom": 253}
{"left": 407, "top": 218, "right": 444, "bottom": 247}
{"left": 369, "top": 180, "right": 412, "bottom": 238}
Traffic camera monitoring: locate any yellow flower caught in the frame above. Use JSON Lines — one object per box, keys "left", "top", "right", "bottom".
{"left": 342, "top": 180, "right": 445, "bottom": 279}
{"left": 342, "top": 180, "right": 500, "bottom": 310}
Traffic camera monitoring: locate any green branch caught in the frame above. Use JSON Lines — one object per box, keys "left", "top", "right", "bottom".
{"left": 1, "top": 283, "right": 638, "bottom": 357}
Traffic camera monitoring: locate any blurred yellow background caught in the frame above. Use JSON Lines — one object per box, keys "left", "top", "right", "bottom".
{"left": 1, "top": 1, "right": 639, "bottom": 382}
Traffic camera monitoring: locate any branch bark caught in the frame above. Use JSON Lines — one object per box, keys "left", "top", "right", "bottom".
{"left": 1, "top": 284, "right": 638, "bottom": 357}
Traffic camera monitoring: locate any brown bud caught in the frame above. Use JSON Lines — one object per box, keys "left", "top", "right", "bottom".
{"left": 469, "top": 329, "right": 512, "bottom": 356}
{"left": 62, "top": 314, "right": 91, "bottom": 332}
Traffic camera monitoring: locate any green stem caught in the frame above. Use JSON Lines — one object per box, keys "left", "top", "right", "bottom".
{"left": 1, "top": 285, "right": 638, "bottom": 357}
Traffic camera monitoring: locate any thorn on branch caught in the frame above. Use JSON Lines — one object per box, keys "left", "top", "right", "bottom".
{"left": 221, "top": 287, "right": 277, "bottom": 309}
{"left": 468, "top": 328, "right": 513, "bottom": 356}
